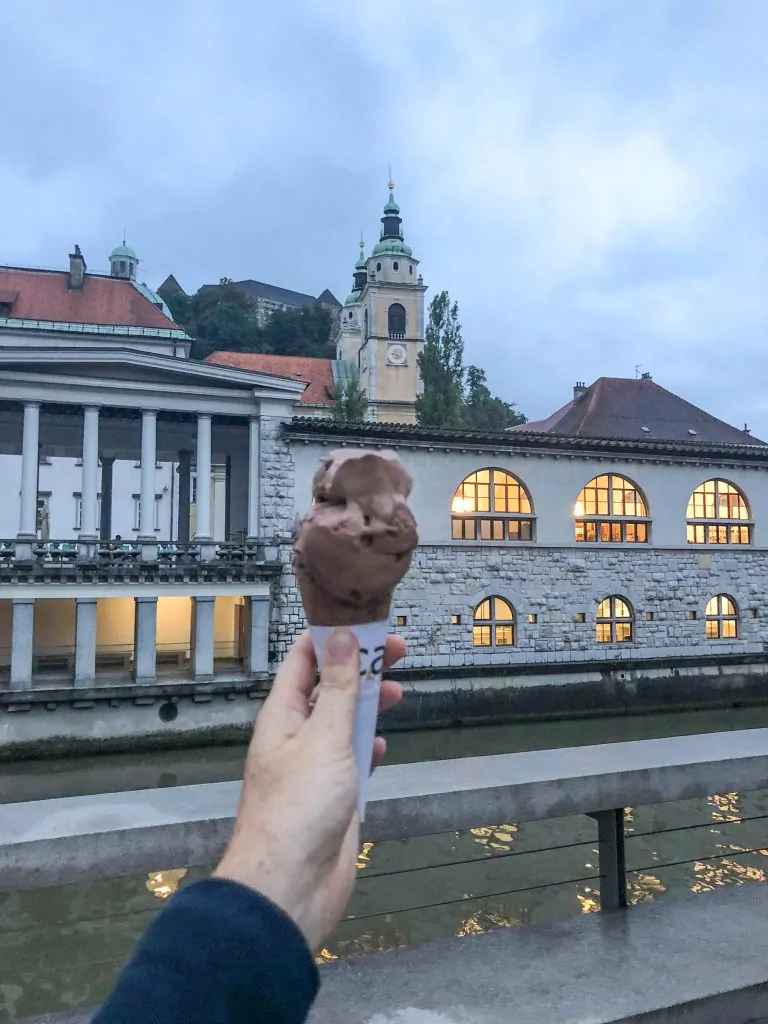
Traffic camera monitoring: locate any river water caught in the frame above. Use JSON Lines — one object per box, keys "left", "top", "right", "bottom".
{"left": 4, "top": 705, "right": 768, "bottom": 1021}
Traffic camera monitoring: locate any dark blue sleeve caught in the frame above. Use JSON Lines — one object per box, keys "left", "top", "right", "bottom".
{"left": 93, "top": 877, "right": 320, "bottom": 1024}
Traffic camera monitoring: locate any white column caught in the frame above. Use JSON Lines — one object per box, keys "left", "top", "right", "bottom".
{"left": 139, "top": 410, "right": 157, "bottom": 561}
{"left": 79, "top": 406, "right": 100, "bottom": 541}
{"left": 194, "top": 414, "right": 212, "bottom": 540}
{"left": 18, "top": 403, "right": 40, "bottom": 554}
{"left": 193, "top": 597, "right": 215, "bottom": 679}
{"left": 133, "top": 597, "right": 157, "bottom": 683}
{"left": 74, "top": 599, "right": 97, "bottom": 686}
{"left": 247, "top": 417, "right": 260, "bottom": 539}
{"left": 247, "top": 596, "right": 269, "bottom": 674}
{"left": 10, "top": 599, "right": 34, "bottom": 690}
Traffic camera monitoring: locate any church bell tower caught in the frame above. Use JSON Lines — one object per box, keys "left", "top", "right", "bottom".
{"left": 356, "top": 180, "right": 427, "bottom": 424}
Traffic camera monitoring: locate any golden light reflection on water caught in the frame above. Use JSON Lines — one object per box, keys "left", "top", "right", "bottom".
{"left": 709, "top": 792, "right": 741, "bottom": 823}
{"left": 469, "top": 824, "right": 519, "bottom": 852}
{"left": 456, "top": 908, "right": 521, "bottom": 937}
{"left": 145, "top": 868, "right": 188, "bottom": 900}
{"left": 356, "top": 842, "right": 375, "bottom": 870}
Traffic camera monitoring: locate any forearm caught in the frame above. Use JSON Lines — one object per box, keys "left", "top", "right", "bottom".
{"left": 94, "top": 878, "right": 319, "bottom": 1024}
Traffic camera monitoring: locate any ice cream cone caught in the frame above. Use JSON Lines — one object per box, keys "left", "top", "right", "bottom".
{"left": 309, "top": 619, "right": 389, "bottom": 821}
{"left": 292, "top": 448, "right": 418, "bottom": 821}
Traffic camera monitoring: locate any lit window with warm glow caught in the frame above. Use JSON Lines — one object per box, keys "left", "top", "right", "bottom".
{"left": 574, "top": 474, "right": 649, "bottom": 543}
{"left": 705, "top": 594, "right": 739, "bottom": 639}
{"left": 596, "top": 596, "right": 634, "bottom": 643}
{"left": 451, "top": 469, "right": 534, "bottom": 542}
{"left": 473, "top": 597, "right": 515, "bottom": 647}
{"left": 686, "top": 480, "right": 751, "bottom": 545}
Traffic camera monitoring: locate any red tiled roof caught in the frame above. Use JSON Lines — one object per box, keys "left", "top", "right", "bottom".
{"left": 205, "top": 352, "right": 334, "bottom": 405}
{"left": 517, "top": 376, "right": 763, "bottom": 444}
{"left": 0, "top": 267, "right": 180, "bottom": 331}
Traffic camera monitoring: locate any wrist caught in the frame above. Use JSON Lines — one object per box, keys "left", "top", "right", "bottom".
{"left": 213, "top": 855, "right": 317, "bottom": 951}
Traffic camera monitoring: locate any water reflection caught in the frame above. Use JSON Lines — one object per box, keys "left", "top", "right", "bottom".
{"left": 146, "top": 868, "right": 188, "bottom": 900}
{"left": 6, "top": 788, "right": 768, "bottom": 1021}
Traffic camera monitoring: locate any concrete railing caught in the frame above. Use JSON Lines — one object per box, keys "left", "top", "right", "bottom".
{"left": 5, "top": 728, "right": 768, "bottom": 903}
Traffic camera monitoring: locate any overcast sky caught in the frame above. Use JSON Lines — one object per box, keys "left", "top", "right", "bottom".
{"left": 2, "top": 0, "right": 768, "bottom": 433}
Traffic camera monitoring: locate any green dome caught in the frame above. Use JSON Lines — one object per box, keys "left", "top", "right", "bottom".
{"left": 371, "top": 236, "right": 413, "bottom": 257}
{"left": 110, "top": 243, "right": 137, "bottom": 260}
{"left": 383, "top": 190, "right": 400, "bottom": 215}
{"left": 344, "top": 289, "right": 361, "bottom": 307}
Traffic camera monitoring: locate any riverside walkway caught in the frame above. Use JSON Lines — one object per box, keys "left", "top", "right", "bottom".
{"left": 7, "top": 729, "right": 768, "bottom": 1023}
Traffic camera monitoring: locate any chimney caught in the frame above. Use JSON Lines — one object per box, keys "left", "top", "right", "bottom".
{"left": 641, "top": 371, "right": 652, "bottom": 380}
{"left": 573, "top": 381, "right": 587, "bottom": 401}
{"left": 68, "top": 245, "right": 86, "bottom": 290}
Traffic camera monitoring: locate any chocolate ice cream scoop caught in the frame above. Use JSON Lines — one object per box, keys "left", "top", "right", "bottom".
{"left": 293, "top": 449, "right": 418, "bottom": 626}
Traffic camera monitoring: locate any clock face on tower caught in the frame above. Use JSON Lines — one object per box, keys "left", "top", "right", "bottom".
{"left": 386, "top": 343, "right": 407, "bottom": 366}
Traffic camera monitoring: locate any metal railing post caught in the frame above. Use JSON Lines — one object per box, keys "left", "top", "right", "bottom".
{"left": 589, "top": 808, "right": 627, "bottom": 911}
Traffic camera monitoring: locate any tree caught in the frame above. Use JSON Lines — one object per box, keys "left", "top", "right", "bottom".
{"left": 464, "top": 365, "right": 527, "bottom": 431}
{"left": 158, "top": 278, "right": 335, "bottom": 361}
{"left": 258, "top": 304, "right": 334, "bottom": 359}
{"left": 329, "top": 377, "right": 369, "bottom": 422}
{"left": 416, "top": 291, "right": 466, "bottom": 428}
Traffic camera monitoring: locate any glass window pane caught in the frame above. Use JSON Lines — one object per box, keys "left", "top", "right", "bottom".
{"left": 475, "top": 600, "right": 490, "bottom": 621}
{"left": 615, "top": 599, "right": 630, "bottom": 618}
{"left": 473, "top": 625, "right": 491, "bottom": 647}
{"left": 477, "top": 470, "right": 490, "bottom": 483}
{"left": 705, "top": 619, "right": 719, "bottom": 640}
{"left": 575, "top": 521, "right": 585, "bottom": 542}
{"left": 722, "top": 596, "right": 735, "bottom": 615}
{"left": 495, "top": 625, "right": 514, "bottom": 646}
{"left": 451, "top": 519, "right": 463, "bottom": 540}
{"left": 596, "top": 622, "right": 611, "bottom": 643}
{"left": 586, "top": 522, "right": 597, "bottom": 542}
{"left": 599, "top": 522, "right": 610, "bottom": 542}
{"left": 495, "top": 599, "right": 513, "bottom": 621}
{"left": 616, "top": 622, "right": 632, "bottom": 642}
{"left": 480, "top": 519, "right": 491, "bottom": 540}
{"left": 705, "top": 597, "right": 717, "bottom": 616}
{"left": 722, "top": 619, "right": 737, "bottom": 639}
{"left": 611, "top": 522, "right": 622, "bottom": 542}
{"left": 597, "top": 599, "right": 610, "bottom": 617}
{"left": 625, "top": 523, "right": 636, "bottom": 543}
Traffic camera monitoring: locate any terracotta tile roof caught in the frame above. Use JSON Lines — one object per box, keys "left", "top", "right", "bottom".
{"left": 516, "top": 376, "right": 763, "bottom": 445}
{"left": 205, "top": 352, "right": 334, "bottom": 405}
{"left": 0, "top": 267, "right": 181, "bottom": 331}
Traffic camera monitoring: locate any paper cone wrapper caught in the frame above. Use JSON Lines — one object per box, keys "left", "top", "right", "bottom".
{"left": 309, "top": 619, "right": 388, "bottom": 822}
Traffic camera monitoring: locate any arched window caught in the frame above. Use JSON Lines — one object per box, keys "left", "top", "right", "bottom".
{"left": 473, "top": 597, "right": 515, "bottom": 647}
{"left": 451, "top": 469, "right": 534, "bottom": 542}
{"left": 705, "top": 595, "right": 739, "bottom": 639}
{"left": 409, "top": 264, "right": 413, "bottom": 274}
{"left": 596, "top": 596, "right": 634, "bottom": 643}
{"left": 393, "top": 261, "right": 399, "bottom": 271}
{"left": 388, "top": 302, "right": 406, "bottom": 339}
{"left": 574, "top": 474, "right": 649, "bottom": 543}
{"left": 687, "top": 480, "right": 751, "bottom": 545}
{"left": 376, "top": 262, "right": 382, "bottom": 272}
{"left": 364, "top": 309, "right": 369, "bottom": 339}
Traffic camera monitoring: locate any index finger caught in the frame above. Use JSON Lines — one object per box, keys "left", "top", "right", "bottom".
{"left": 260, "top": 631, "right": 317, "bottom": 737}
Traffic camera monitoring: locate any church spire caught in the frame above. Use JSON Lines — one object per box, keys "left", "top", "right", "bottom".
{"left": 372, "top": 178, "right": 412, "bottom": 258}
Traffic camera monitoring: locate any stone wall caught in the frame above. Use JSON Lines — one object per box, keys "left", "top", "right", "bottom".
{"left": 270, "top": 542, "right": 768, "bottom": 670}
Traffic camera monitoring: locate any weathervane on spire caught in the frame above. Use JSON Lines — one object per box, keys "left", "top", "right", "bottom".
{"left": 388, "top": 163, "right": 395, "bottom": 191}
{"left": 359, "top": 230, "right": 365, "bottom": 250}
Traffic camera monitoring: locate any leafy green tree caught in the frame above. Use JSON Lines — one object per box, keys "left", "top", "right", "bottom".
{"left": 416, "top": 291, "right": 466, "bottom": 428}
{"left": 330, "top": 377, "right": 369, "bottom": 422}
{"left": 464, "top": 365, "right": 527, "bottom": 431}
{"left": 186, "top": 279, "right": 257, "bottom": 359}
{"left": 258, "top": 304, "right": 334, "bottom": 359}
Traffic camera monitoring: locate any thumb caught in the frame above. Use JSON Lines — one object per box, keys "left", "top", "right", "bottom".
{"left": 309, "top": 628, "right": 360, "bottom": 745}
